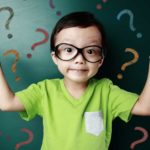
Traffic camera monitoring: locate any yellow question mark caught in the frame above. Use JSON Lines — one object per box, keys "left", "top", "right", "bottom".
{"left": 3, "top": 50, "right": 21, "bottom": 81}
{"left": 117, "top": 48, "right": 139, "bottom": 79}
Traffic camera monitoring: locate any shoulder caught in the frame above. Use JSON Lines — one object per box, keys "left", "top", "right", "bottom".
{"left": 37, "top": 78, "right": 61, "bottom": 86}
{"left": 92, "top": 78, "right": 113, "bottom": 87}
{"left": 91, "top": 78, "right": 123, "bottom": 95}
{"left": 37, "top": 78, "right": 61, "bottom": 84}
{"left": 21, "top": 79, "right": 62, "bottom": 91}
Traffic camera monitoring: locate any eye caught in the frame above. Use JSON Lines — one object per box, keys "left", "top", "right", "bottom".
{"left": 87, "top": 49, "right": 95, "bottom": 54}
{"left": 64, "top": 47, "right": 73, "bottom": 53}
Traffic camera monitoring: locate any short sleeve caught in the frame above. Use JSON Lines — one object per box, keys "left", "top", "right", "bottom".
{"left": 107, "top": 80, "right": 138, "bottom": 122}
{"left": 15, "top": 83, "right": 43, "bottom": 121}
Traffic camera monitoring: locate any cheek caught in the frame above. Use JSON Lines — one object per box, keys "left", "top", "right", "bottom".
{"left": 91, "top": 63, "right": 100, "bottom": 70}
{"left": 57, "top": 62, "right": 68, "bottom": 73}
{"left": 89, "top": 63, "right": 100, "bottom": 74}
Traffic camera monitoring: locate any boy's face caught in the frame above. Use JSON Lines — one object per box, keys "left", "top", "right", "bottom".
{"left": 51, "top": 26, "right": 104, "bottom": 84}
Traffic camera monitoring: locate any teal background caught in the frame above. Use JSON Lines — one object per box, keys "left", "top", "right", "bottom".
{"left": 0, "top": 0, "right": 150, "bottom": 149}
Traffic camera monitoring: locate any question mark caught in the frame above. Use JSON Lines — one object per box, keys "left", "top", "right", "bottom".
{"left": 27, "top": 28, "right": 49, "bottom": 58}
{"left": 0, "top": 131, "right": 2, "bottom": 136}
{"left": 117, "top": 48, "right": 139, "bottom": 79}
{"left": 0, "top": 6, "right": 14, "bottom": 39}
{"left": 0, "top": 130, "right": 2, "bottom": 144}
{"left": 6, "top": 135, "right": 11, "bottom": 141}
{"left": 49, "top": 0, "right": 61, "bottom": 16}
{"left": 96, "top": 0, "right": 108, "bottom": 10}
{"left": 130, "top": 126, "right": 149, "bottom": 149}
{"left": 117, "top": 9, "right": 142, "bottom": 38}
{"left": 3, "top": 50, "right": 21, "bottom": 81}
{"left": 15, "top": 128, "right": 34, "bottom": 150}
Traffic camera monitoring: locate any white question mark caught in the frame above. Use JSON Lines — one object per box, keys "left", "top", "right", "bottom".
{"left": 117, "top": 9, "right": 142, "bottom": 38}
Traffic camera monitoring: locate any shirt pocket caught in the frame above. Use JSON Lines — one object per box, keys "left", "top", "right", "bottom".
{"left": 84, "top": 111, "right": 104, "bottom": 136}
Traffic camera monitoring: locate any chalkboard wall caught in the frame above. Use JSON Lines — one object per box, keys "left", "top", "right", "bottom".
{"left": 0, "top": 0, "right": 150, "bottom": 149}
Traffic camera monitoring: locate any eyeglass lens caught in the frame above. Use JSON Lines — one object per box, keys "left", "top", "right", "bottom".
{"left": 55, "top": 43, "right": 103, "bottom": 62}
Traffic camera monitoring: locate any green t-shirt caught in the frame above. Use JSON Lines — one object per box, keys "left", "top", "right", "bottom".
{"left": 15, "top": 78, "right": 138, "bottom": 150}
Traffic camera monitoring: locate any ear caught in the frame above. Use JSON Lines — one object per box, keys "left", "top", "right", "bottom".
{"left": 98, "top": 58, "right": 104, "bottom": 68}
{"left": 51, "top": 52, "right": 58, "bottom": 65}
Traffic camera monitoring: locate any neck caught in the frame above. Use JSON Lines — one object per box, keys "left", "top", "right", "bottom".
{"left": 63, "top": 79, "right": 89, "bottom": 99}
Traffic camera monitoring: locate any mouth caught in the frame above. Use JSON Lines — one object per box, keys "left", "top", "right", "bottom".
{"left": 68, "top": 68, "right": 88, "bottom": 74}
{"left": 69, "top": 68, "right": 88, "bottom": 71}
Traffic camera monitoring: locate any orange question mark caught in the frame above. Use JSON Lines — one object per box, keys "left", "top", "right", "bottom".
{"left": 3, "top": 49, "right": 21, "bottom": 81}
{"left": 130, "top": 126, "right": 149, "bottom": 149}
{"left": 15, "top": 128, "right": 34, "bottom": 150}
{"left": 117, "top": 48, "right": 139, "bottom": 79}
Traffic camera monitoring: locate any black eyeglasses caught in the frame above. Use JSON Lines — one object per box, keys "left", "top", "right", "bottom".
{"left": 53, "top": 43, "right": 104, "bottom": 63}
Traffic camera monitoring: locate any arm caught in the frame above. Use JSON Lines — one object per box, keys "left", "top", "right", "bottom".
{"left": 132, "top": 57, "right": 150, "bottom": 116}
{"left": 0, "top": 64, "right": 25, "bottom": 112}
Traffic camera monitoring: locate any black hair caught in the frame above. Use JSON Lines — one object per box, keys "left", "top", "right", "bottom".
{"left": 50, "top": 11, "right": 107, "bottom": 56}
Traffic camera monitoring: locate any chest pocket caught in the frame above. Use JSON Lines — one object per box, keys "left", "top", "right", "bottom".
{"left": 84, "top": 111, "right": 104, "bottom": 136}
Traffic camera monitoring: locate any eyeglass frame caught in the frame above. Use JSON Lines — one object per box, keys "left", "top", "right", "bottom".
{"left": 53, "top": 43, "right": 105, "bottom": 63}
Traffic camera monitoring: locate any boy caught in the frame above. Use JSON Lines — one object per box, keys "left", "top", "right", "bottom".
{"left": 0, "top": 11, "right": 150, "bottom": 150}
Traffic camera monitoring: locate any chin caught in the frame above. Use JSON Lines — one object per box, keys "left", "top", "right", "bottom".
{"left": 69, "top": 76, "right": 89, "bottom": 83}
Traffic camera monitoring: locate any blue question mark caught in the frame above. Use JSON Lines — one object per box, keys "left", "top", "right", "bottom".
{"left": 117, "top": 9, "right": 142, "bottom": 38}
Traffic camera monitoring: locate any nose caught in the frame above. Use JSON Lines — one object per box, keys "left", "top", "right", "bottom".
{"left": 74, "top": 53, "right": 86, "bottom": 64}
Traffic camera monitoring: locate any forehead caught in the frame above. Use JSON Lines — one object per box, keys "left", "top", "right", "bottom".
{"left": 55, "top": 26, "right": 102, "bottom": 46}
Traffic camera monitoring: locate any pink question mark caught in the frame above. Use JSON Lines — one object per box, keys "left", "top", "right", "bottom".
{"left": 27, "top": 28, "right": 49, "bottom": 58}
{"left": 15, "top": 128, "right": 34, "bottom": 150}
{"left": 96, "top": 0, "right": 108, "bottom": 10}
{"left": 49, "top": 0, "right": 61, "bottom": 16}
{"left": 130, "top": 126, "right": 149, "bottom": 149}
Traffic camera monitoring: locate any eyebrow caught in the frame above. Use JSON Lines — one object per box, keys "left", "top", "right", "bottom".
{"left": 55, "top": 40, "right": 102, "bottom": 46}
